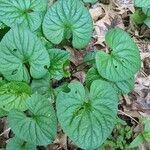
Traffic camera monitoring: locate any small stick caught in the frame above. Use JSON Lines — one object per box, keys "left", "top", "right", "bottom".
{"left": 0, "top": 128, "right": 10, "bottom": 137}
{"left": 118, "top": 110, "right": 139, "bottom": 124}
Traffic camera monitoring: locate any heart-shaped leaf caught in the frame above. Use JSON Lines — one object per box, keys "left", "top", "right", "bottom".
{"left": 0, "top": 26, "right": 50, "bottom": 82}
{"left": 134, "top": 0, "right": 150, "bottom": 8}
{"left": 48, "top": 49, "right": 70, "bottom": 80}
{"left": 43, "top": 0, "right": 93, "bottom": 49}
{"left": 6, "top": 137, "right": 36, "bottom": 150}
{"left": 0, "top": 81, "right": 31, "bottom": 111}
{"left": 86, "top": 67, "right": 134, "bottom": 94}
{"left": 0, "top": 0, "right": 47, "bottom": 31}
{"left": 8, "top": 93, "right": 57, "bottom": 146}
{"left": 96, "top": 28, "right": 141, "bottom": 82}
{"left": 56, "top": 80, "right": 118, "bottom": 149}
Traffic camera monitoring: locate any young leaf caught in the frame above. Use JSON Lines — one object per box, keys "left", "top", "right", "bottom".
{"left": 0, "top": 0, "right": 48, "bottom": 31}
{"left": 48, "top": 49, "right": 70, "bottom": 80}
{"left": 134, "top": 0, "right": 150, "bottom": 8}
{"left": 0, "top": 26, "right": 50, "bottom": 82}
{"left": 56, "top": 80, "right": 118, "bottom": 149}
{"left": 86, "top": 67, "right": 134, "bottom": 94}
{"left": 96, "top": 28, "right": 141, "bottom": 82}
{"left": 43, "top": 0, "right": 93, "bottom": 49}
{"left": 0, "top": 81, "right": 31, "bottom": 111}
{"left": 130, "top": 10, "right": 146, "bottom": 24}
{"left": 6, "top": 137, "right": 36, "bottom": 150}
{"left": 8, "top": 93, "right": 57, "bottom": 146}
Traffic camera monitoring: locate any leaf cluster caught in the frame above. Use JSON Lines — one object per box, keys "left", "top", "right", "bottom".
{"left": 131, "top": 0, "right": 150, "bottom": 27}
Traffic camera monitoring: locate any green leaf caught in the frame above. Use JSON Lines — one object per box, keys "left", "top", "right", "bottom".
{"left": 134, "top": 0, "right": 150, "bottom": 8}
{"left": 0, "top": 22, "right": 2, "bottom": 27}
{"left": 83, "top": 0, "right": 98, "bottom": 4}
{"left": 112, "top": 77, "right": 134, "bottom": 94}
{"left": 43, "top": 0, "right": 93, "bottom": 49}
{"left": 142, "top": 8, "right": 150, "bottom": 27}
{"left": 0, "top": 81, "right": 31, "bottom": 111}
{"left": 48, "top": 49, "right": 70, "bottom": 80}
{"left": 96, "top": 28, "right": 141, "bottom": 82}
{"left": 86, "top": 67, "right": 134, "bottom": 94}
{"left": 6, "top": 137, "right": 36, "bottom": 150}
{"left": 0, "top": 26, "right": 50, "bottom": 82}
{"left": 143, "top": 132, "right": 150, "bottom": 141}
{"left": 142, "top": 8, "right": 150, "bottom": 16}
{"left": 144, "top": 117, "right": 150, "bottom": 132}
{"left": 8, "top": 93, "right": 57, "bottom": 146}
{"left": 0, "top": 26, "right": 10, "bottom": 41}
{"left": 56, "top": 80, "right": 118, "bottom": 149}
{"left": 0, "top": 108, "right": 8, "bottom": 117}
{"left": 54, "top": 82, "right": 69, "bottom": 97}
{"left": 83, "top": 50, "right": 97, "bottom": 66}
{"left": 130, "top": 9, "right": 146, "bottom": 24}
{"left": 129, "top": 134, "right": 144, "bottom": 148}
{"left": 41, "top": 37, "right": 54, "bottom": 49}
{"left": 144, "top": 17, "right": 150, "bottom": 27}
{"left": 0, "top": 0, "right": 48, "bottom": 31}
{"left": 86, "top": 67, "right": 101, "bottom": 89}
{"left": 0, "top": 78, "right": 7, "bottom": 87}
{"left": 31, "top": 74, "right": 53, "bottom": 98}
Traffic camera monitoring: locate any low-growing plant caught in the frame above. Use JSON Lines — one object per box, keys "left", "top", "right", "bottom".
{"left": 99, "top": 118, "right": 133, "bottom": 150}
{"left": 0, "top": 0, "right": 141, "bottom": 149}
{"left": 131, "top": 0, "right": 150, "bottom": 27}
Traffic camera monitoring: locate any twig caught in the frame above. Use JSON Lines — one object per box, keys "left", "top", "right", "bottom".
{"left": 0, "top": 128, "right": 10, "bottom": 137}
{"left": 118, "top": 110, "right": 139, "bottom": 124}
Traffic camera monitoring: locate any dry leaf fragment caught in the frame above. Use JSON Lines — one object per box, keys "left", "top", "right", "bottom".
{"left": 89, "top": 5, "right": 104, "bottom": 22}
